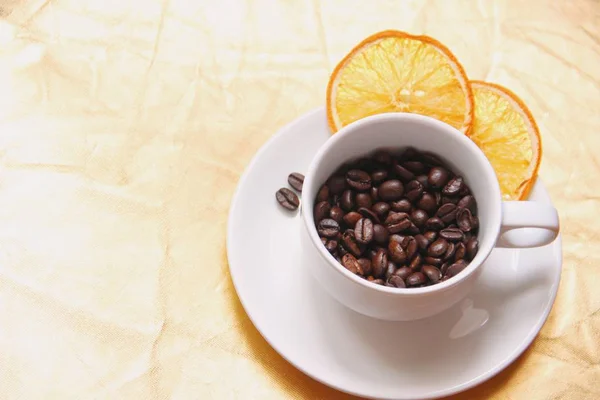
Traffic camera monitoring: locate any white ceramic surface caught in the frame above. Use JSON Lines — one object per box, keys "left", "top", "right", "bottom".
{"left": 300, "top": 113, "right": 560, "bottom": 321}
{"left": 227, "top": 108, "right": 562, "bottom": 400}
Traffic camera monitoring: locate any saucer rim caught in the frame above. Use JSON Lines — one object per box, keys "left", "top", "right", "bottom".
{"left": 226, "top": 107, "right": 562, "bottom": 400}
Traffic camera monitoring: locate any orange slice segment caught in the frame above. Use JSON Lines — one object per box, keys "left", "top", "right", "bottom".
{"left": 469, "top": 81, "right": 542, "bottom": 200}
{"left": 327, "top": 30, "right": 474, "bottom": 134}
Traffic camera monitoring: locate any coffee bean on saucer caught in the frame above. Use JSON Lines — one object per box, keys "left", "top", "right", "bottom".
{"left": 288, "top": 172, "right": 305, "bottom": 192}
{"left": 276, "top": 188, "right": 300, "bottom": 211}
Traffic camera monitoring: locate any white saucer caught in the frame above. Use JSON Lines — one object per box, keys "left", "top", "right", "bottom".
{"left": 227, "top": 108, "right": 562, "bottom": 400}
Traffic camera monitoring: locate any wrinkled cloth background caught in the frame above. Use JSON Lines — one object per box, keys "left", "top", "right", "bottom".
{"left": 0, "top": 1, "right": 598, "bottom": 399}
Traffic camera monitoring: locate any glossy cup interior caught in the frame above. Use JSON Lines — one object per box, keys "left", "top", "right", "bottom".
{"left": 302, "top": 113, "right": 502, "bottom": 302}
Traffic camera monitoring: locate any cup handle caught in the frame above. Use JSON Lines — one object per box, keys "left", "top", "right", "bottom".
{"left": 496, "top": 201, "right": 560, "bottom": 248}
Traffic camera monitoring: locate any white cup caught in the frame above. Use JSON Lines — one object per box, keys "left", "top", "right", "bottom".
{"left": 301, "top": 113, "right": 560, "bottom": 321}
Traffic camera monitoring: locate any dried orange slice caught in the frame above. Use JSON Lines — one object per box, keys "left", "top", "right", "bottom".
{"left": 469, "top": 81, "right": 542, "bottom": 200}
{"left": 327, "top": 30, "right": 474, "bottom": 134}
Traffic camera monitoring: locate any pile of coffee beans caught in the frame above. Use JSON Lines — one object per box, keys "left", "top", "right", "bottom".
{"left": 313, "top": 147, "right": 479, "bottom": 288}
{"left": 276, "top": 173, "right": 305, "bottom": 211}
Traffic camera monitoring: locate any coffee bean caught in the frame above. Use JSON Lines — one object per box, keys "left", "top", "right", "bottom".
{"left": 405, "top": 180, "right": 424, "bottom": 202}
{"left": 440, "top": 262, "right": 450, "bottom": 275}
{"left": 324, "top": 239, "right": 338, "bottom": 254}
{"left": 288, "top": 172, "right": 305, "bottom": 192}
{"left": 422, "top": 265, "right": 442, "bottom": 283}
{"left": 378, "top": 180, "right": 404, "bottom": 201}
{"left": 403, "top": 161, "right": 426, "bottom": 174}
{"left": 454, "top": 242, "right": 466, "bottom": 262}
{"left": 372, "top": 278, "right": 386, "bottom": 285}
{"left": 443, "top": 242, "right": 456, "bottom": 260}
{"left": 276, "top": 188, "right": 300, "bottom": 211}
{"left": 346, "top": 170, "right": 372, "bottom": 191}
{"left": 356, "top": 193, "right": 373, "bottom": 209}
{"left": 371, "top": 169, "right": 388, "bottom": 184}
{"left": 372, "top": 248, "right": 388, "bottom": 278}
{"left": 425, "top": 217, "right": 445, "bottom": 231}
{"left": 442, "top": 176, "right": 464, "bottom": 196}
{"left": 385, "top": 261, "right": 398, "bottom": 280}
{"left": 416, "top": 175, "right": 429, "bottom": 190}
{"left": 314, "top": 201, "right": 331, "bottom": 222}
{"left": 317, "top": 218, "right": 340, "bottom": 238}
{"left": 395, "top": 266, "right": 413, "bottom": 280}
{"left": 388, "top": 275, "right": 407, "bottom": 288}
{"left": 370, "top": 187, "right": 379, "bottom": 202}
{"left": 458, "top": 195, "right": 477, "bottom": 213}
{"left": 437, "top": 203, "right": 458, "bottom": 224}
{"left": 428, "top": 167, "right": 450, "bottom": 189}
{"left": 355, "top": 218, "right": 374, "bottom": 244}
{"left": 328, "top": 176, "right": 347, "bottom": 195}
{"left": 385, "top": 212, "right": 411, "bottom": 233}
{"left": 340, "top": 190, "right": 355, "bottom": 211}
{"left": 439, "top": 228, "right": 464, "bottom": 242}
{"left": 417, "top": 193, "right": 437, "bottom": 214}
{"left": 457, "top": 208, "right": 474, "bottom": 232}
{"left": 411, "top": 209, "right": 429, "bottom": 228}
{"left": 466, "top": 237, "right": 479, "bottom": 260}
{"left": 329, "top": 206, "right": 344, "bottom": 225}
{"left": 342, "top": 254, "right": 361, "bottom": 275}
{"left": 409, "top": 254, "right": 422, "bottom": 270}
{"left": 424, "top": 256, "right": 442, "bottom": 266}
{"left": 388, "top": 240, "right": 407, "bottom": 264}
{"left": 441, "top": 196, "right": 459, "bottom": 205}
{"left": 406, "top": 272, "right": 427, "bottom": 287}
{"left": 358, "top": 258, "right": 372, "bottom": 276}
{"left": 372, "top": 224, "right": 389, "bottom": 245}
{"left": 414, "top": 234, "right": 429, "bottom": 252}
{"left": 405, "top": 236, "right": 418, "bottom": 260}
{"left": 391, "top": 199, "right": 412, "bottom": 212}
{"left": 446, "top": 260, "right": 468, "bottom": 277}
{"left": 342, "top": 229, "right": 363, "bottom": 257}
{"left": 358, "top": 207, "right": 380, "bottom": 224}
{"left": 317, "top": 185, "right": 329, "bottom": 202}
{"left": 428, "top": 238, "right": 449, "bottom": 257}
{"left": 343, "top": 211, "right": 362, "bottom": 227}
{"left": 393, "top": 163, "right": 415, "bottom": 181}
{"left": 372, "top": 202, "right": 391, "bottom": 219}
{"left": 424, "top": 231, "right": 438, "bottom": 242}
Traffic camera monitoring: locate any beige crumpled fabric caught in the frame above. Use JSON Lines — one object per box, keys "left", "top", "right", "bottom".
{"left": 0, "top": 1, "right": 598, "bottom": 399}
